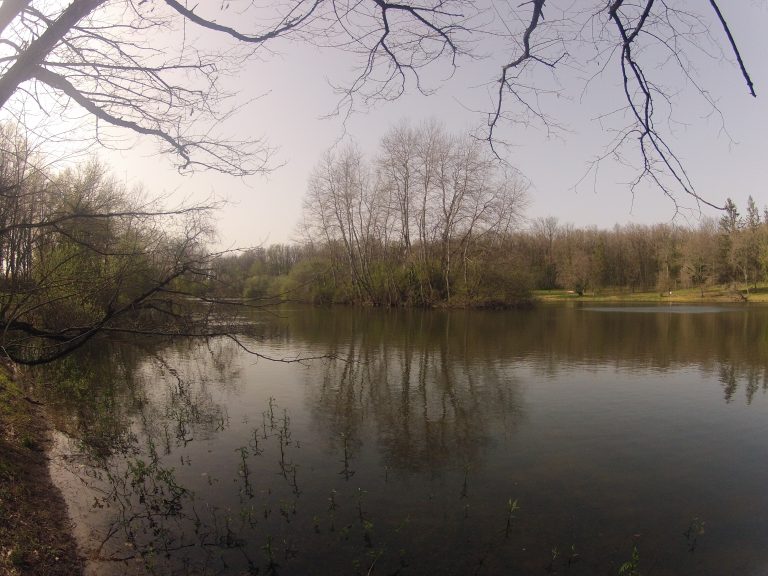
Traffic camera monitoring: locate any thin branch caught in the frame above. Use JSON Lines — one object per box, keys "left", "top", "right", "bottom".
{"left": 708, "top": 0, "right": 756, "bottom": 97}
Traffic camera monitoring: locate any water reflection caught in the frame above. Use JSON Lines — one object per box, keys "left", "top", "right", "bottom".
{"left": 34, "top": 305, "right": 768, "bottom": 575}
{"left": 307, "top": 337, "right": 523, "bottom": 473}
{"left": 272, "top": 304, "right": 768, "bottom": 406}
{"left": 34, "top": 339, "right": 248, "bottom": 573}
{"left": 274, "top": 304, "right": 768, "bottom": 372}
{"left": 586, "top": 305, "right": 729, "bottom": 314}
{"left": 718, "top": 362, "right": 768, "bottom": 404}
{"left": 32, "top": 338, "right": 238, "bottom": 458}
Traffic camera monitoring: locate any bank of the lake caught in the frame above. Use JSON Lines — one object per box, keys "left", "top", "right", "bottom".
{"left": 535, "top": 283, "right": 768, "bottom": 304}
{"left": 0, "top": 366, "right": 83, "bottom": 576}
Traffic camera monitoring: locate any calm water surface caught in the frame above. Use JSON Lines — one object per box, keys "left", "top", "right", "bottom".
{"left": 35, "top": 303, "right": 768, "bottom": 575}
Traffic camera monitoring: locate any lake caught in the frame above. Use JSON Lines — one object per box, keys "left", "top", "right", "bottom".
{"left": 35, "top": 303, "right": 768, "bottom": 575}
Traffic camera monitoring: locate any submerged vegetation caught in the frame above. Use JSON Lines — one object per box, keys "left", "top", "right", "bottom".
{"left": 31, "top": 306, "right": 768, "bottom": 575}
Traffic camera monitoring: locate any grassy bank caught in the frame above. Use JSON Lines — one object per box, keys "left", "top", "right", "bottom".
{"left": 0, "top": 366, "right": 83, "bottom": 576}
{"left": 534, "top": 284, "right": 768, "bottom": 304}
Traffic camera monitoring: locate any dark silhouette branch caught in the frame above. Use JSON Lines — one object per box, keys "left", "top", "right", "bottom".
{"left": 0, "top": 0, "right": 107, "bottom": 109}
{"left": 163, "top": 0, "right": 323, "bottom": 44}
{"left": 33, "top": 66, "right": 193, "bottom": 168}
{"left": 488, "top": 0, "right": 548, "bottom": 153}
{"left": 708, "top": 0, "right": 756, "bottom": 97}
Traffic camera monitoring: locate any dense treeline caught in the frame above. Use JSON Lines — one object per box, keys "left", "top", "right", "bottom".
{"left": 520, "top": 197, "right": 767, "bottom": 296}
{"left": 215, "top": 196, "right": 768, "bottom": 304}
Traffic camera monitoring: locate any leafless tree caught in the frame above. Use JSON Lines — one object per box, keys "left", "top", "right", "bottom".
{"left": 379, "top": 121, "right": 418, "bottom": 257}
{"left": 302, "top": 145, "right": 384, "bottom": 301}
{"left": 301, "top": 122, "right": 527, "bottom": 303}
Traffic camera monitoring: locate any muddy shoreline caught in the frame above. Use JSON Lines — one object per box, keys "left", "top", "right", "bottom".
{"left": 0, "top": 366, "right": 83, "bottom": 576}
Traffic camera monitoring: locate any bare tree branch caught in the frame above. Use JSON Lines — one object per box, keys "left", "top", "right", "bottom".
{"left": 33, "top": 65, "right": 195, "bottom": 167}
{"left": 708, "top": 0, "right": 756, "bottom": 97}
{"left": 0, "top": 0, "right": 107, "bottom": 109}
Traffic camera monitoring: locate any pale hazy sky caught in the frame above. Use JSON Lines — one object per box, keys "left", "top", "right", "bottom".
{"left": 97, "top": 3, "right": 768, "bottom": 248}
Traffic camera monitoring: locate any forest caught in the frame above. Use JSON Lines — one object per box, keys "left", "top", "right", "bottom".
{"left": 0, "top": 123, "right": 227, "bottom": 365}
{"left": 211, "top": 125, "right": 767, "bottom": 306}
{"left": 214, "top": 204, "right": 767, "bottom": 306}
